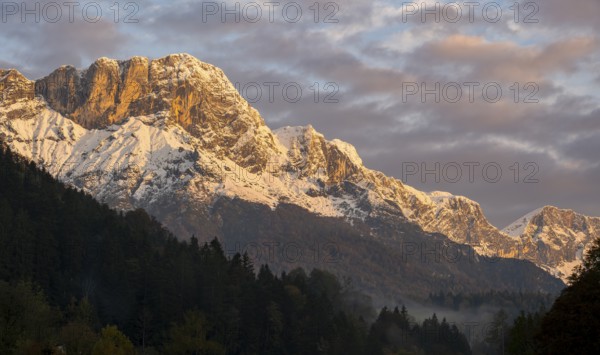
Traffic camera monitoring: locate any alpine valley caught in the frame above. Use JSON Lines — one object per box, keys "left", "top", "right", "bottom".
{"left": 1, "top": 54, "right": 596, "bottom": 304}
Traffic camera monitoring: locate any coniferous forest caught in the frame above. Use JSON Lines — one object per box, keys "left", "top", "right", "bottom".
{"left": 0, "top": 148, "right": 475, "bottom": 354}
{"left": 1, "top": 145, "right": 600, "bottom": 354}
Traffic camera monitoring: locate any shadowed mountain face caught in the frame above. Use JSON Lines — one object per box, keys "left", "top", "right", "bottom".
{"left": 0, "top": 54, "right": 577, "bottom": 302}
{"left": 162, "top": 197, "right": 566, "bottom": 304}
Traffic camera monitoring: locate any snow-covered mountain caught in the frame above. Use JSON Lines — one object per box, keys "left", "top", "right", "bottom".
{"left": 0, "top": 54, "right": 594, "bottom": 288}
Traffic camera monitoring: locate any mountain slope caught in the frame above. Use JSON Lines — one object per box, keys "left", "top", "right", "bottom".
{"left": 0, "top": 54, "right": 577, "bottom": 297}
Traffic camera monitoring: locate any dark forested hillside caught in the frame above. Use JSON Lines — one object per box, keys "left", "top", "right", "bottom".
{"left": 0, "top": 147, "right": 473, "bottom": 354}
{"left": 495, "top": 236, "right": 600, "bottom": 354}
{"left": 533, "top": 237, "right": 600, "bottom": 354}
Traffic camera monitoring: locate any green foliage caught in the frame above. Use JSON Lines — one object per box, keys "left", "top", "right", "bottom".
{"left": 164, "top": 309, "right": 225, "bottom": 355}
{"left": 92, "top": 325, "right": 136, "bottom": 355}
{"left": 0, "top": 281, "right": 59, "bottom": 354}
{"left": 505, "top": 310, "right": 543, "bottom": 355}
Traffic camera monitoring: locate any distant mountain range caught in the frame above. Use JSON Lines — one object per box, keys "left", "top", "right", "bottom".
{"left": 3, "top": 54, "right": 594, "bottom": 303}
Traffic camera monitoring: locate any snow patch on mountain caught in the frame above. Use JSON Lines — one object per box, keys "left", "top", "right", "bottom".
{"left": 502, "top": 207, "right": 544, "bottom": 237}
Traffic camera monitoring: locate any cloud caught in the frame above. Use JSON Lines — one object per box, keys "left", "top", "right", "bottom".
{"left": 0, "top": 1, "right": 129, "bottom": 78}
{"left": 539, "top": 0, "right": 600, "bottom": 31}
{"left": 0, "top": 59, "right": 19, "bottom": 70}
{"left": 407, "top": 35, "right": 598, "bottom": 83}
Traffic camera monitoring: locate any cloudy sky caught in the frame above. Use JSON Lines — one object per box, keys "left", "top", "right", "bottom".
{"left": 1, "top": 0, "right": 598, "bottom": 227}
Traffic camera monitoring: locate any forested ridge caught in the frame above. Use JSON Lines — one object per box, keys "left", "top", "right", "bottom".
{"left": 0, "top": 147, "right": 475, "bottom": 354}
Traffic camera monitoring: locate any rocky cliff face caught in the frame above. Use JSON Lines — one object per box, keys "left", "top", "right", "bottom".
{"left": 0, "top": 54, "right": 594, "bottom": 286}
{"left": 34, "top": 54, "right": 278, "bottom": 173}
{"left": 0, "top": 69, "right": 34, "bottom": 105}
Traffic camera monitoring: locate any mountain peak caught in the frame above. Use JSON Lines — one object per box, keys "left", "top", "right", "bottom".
{"left": 274, "top": 125, "right": 322, "bottom": 148}
{"left": 273, "top": 125, "right": 365, "bottom": 183}
{"left": 21, "top": 54, "right": 278, "bottom": 173}
{"left": 0, "top": 68, "right": 34, "bottom": 105}
{"left": 539, "top": 205, "right": 574, "bottom": 215}
{"left": 162, "top": 52, "right": 199, "bottom": 62}
{"left": 501, "top": 205, "right": 600, "bottom": 280}
{"left": 34, "top": 54, "right": 232, "bottom": 129}
{"left": 0, "top": 68, "right": 25, "bottom": 79}
{"left": 503, "top": 205, "right": 587, "bottom": 237}
{"left": 502, "top": 207, "right": 544, "bottom": 237}
{"left": 93, "top": 56, "right": 119, "bottom": 65}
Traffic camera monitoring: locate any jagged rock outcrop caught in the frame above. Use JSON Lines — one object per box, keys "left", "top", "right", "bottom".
{"left": 34, "top": 65, "right": 84, "bottom": 117}
{"left": 0, "top": 69, "right": 40, "bottom": 124}
{"left": 276, "top": 125, "right": 362, "bottom": 183}
{"left": 0, "top": 69, "right": 34, "bottom": 105}
{"left": 0, "top": 53, "right": 592, "bottom": 292}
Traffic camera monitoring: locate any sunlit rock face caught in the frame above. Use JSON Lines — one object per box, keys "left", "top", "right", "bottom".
{"left": 34, "top": 54, "right": 277, "bottom": 173}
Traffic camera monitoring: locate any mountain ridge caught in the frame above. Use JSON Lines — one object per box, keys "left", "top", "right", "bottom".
{"left": 0, "top": 53, "right": 594, "bottom": 286}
